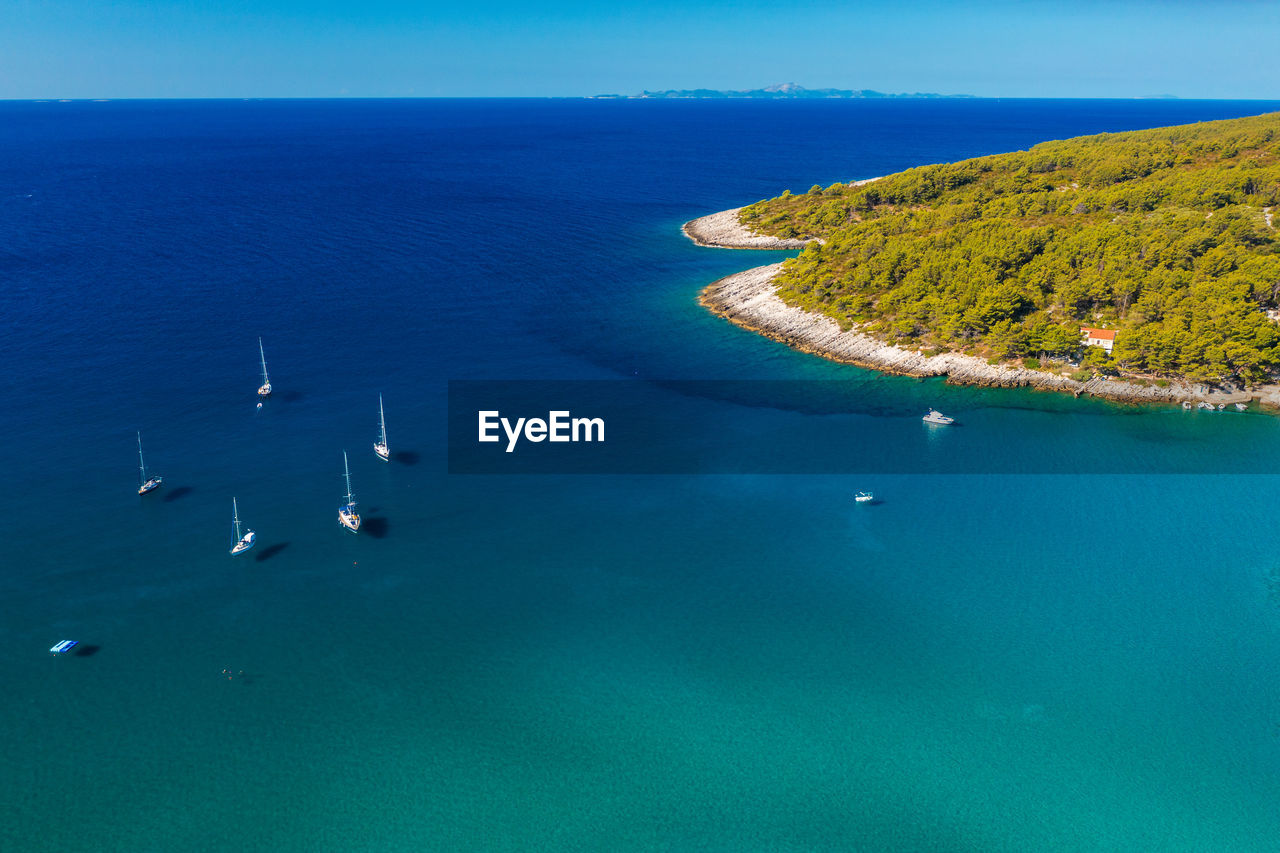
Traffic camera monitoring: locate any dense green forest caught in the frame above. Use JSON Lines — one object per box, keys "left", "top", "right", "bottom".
{"left": 740, "top": 113, "right": 1280, "bottom": 383}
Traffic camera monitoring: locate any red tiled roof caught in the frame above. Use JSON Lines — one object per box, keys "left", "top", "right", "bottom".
{"left": 1080, "top": 327, "right": 1116, "bottom": 341}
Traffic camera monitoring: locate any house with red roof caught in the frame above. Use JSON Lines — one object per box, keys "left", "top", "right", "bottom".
{"left": 1080, "top": 327, "right": 1116, "bottom": 354}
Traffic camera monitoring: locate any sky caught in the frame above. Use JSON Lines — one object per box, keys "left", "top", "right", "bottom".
{"left": 1, "top": 0, "right": 1277, "bottom": 99}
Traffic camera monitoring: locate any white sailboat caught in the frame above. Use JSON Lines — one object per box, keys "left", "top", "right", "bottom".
{"left": 257, "top": 337, "right": 272, "bottom": 397}
{"left": 137, "top": 431, "right": 163, "bottom": 495}
{"left": 338, "top": 451, "right": 361, "bottom": 533}
{"left": 229, "top": 497, "right": 256, "bottom": 556}
{"left": 374, "top": 394, "right": 390, "bottom": 462}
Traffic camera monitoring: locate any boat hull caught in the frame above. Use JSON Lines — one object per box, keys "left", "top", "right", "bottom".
{"left": 374, "top": 443, "right": 390, "bottom": 462}
{"left": 257, "top": 384, "right": 272, "bottom": 397}
{"left": 338, "top": 507, "right": 361, "bottom": 533}
{"left": 230, "top": 530, "right": 256, "bottom": 556}
{"left": 138, "top": 477, "right": 163, "bottom": 495}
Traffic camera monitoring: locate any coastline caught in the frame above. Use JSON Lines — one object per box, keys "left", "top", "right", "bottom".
{"left": 696, "top": 254, "right": 1276, "bottom": 407}
{"left": 683, "top": 179, "right": 882, "bottom": 250}
{"left": 682, "top": 207, "right": 812, "bottom": 249}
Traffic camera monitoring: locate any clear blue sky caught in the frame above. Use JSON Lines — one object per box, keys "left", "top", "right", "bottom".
{"left": 2, "top": 0, "right": 1275, "bottom": 98}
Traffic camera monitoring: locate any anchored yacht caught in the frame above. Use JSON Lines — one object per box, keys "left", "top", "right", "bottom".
{"left": 136, "top": 431, "right": 163, "bottom": 495}
{"left": 229, "top": 497, "right": 256, "bottom": 556}
{"left": 338, "top": 451, "right": 361, "bottom": 533}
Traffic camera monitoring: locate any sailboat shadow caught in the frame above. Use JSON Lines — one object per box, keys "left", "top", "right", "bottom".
{"left": 362, "top": 517, "right": 389, "bottom": 539}
{"left": 163, "top": 486, "right": 193, "bottom": 502}
{"left": 255, "top": 542, "right": 289, "bottom": 562}
{"left": 392, "top": 450, "right": 419, "bottom": 466}
{"left": 74, "top": 644, "right": 102, "bottom": 657}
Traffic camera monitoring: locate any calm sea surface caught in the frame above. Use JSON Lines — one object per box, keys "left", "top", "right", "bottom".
{"left": 4, "top": 98, "right": 1280, "bottom": 851}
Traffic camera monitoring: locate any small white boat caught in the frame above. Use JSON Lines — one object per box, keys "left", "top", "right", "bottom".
{"left": 854, "top": 491, "right": 874, "bottom": 503}
{"left": 1197, "top": 401, "right": 1214, "bottom": 411}
{"left": 1182, "top": 401, "right": 1193, "bottom": 410}
{"left": 922, "top": 409, "right": 954, "bottom": 425}
{"left": 136, "top": 431, "right": 163, "bottom": 495}
{"left": 1235, "top": 402, "right": 1248, "bottom": 412}
{"left": 49, "top": 640, "right": 79, "bottom": 655}
{"left": 1217, "top": 403, "right": 1225, "bottom": 411}
{"left": 373, "top": 394, "right": 390, "bottom": 462}
{"left": 338, "top": 451, "right": 361, "bottom": 533}
{"left": 229, "top": 497, "right": 256, "bottom": 556}
{"left": 257, "top": 337, "right": 272, "bottom": 397}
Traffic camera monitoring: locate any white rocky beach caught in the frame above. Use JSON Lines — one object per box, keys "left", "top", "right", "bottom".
{"left": 681, "top": 207, "right": 812, "bottom": 249}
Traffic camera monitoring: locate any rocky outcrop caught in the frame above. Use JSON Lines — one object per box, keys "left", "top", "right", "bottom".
{"left": 682, "top": 208, "right": 812, "bottom": 249}
{"left": 699, "top": 263, "right": 1263, "bottom": 406}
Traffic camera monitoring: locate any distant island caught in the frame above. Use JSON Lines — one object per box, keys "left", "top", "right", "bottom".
{"left": 594, "top": 83, "right": 973, "bottom": 100}
{"left": 686, "top": 112, "right": 1280, "bottom": 407}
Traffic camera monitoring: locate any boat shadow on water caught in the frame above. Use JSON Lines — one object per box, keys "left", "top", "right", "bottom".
{"left": 362, "top": 517, "right": 389, "bottom": 539}
{"left": 254, "top": 542, "right": 289, "bottom": 562}
{"left": 391, "top": 450, "right": 419, "bottom": 465}
{"left": 73, "top": 644, "right": 102, "bottom": 657}
{"left": 163, "top": 486, "right": 193, "bottom": 502}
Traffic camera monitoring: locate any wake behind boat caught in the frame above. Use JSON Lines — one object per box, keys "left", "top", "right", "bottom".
{"left": 338, "top": 451, "right": 361, "bottom": 533}
{"left": 229, "top": 497, "right": 256, "bottom": 556}
{"left": 923, "top": 409, "right": 954, "bottom": 425}
{"left": 136, "top": 431, "right": 163, "bottom": 495}
{"left": 374, "top": 394, "right": 390, "bottom": 462}
{"left": 257, "top": 337, "right": 272, "bottom": 397}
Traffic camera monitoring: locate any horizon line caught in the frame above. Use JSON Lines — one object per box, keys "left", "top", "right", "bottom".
{"left": 7, "top": 95, "right": 1280, "bottom": 103}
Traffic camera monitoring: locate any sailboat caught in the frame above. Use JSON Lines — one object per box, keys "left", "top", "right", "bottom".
{"left": 136, "top": 431, "right": 163, "bottom": 495}
{"left": 257, "top": 337, "right": 272, "bottom": 397}
{"left": 229, "top": 497, "right": 256, "bottom": 556}
{"left": 338, "top": 451, "right": 361, "bottom": 532}
{"left": 374, "top": 394, "right": 390, "bottom": 462}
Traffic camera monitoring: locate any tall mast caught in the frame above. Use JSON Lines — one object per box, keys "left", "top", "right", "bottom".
{"left": 137, "top": 431, "right": 147, "bottom": 485}
{"left": 232, "top": 497, "right": 242, "bottom": 541}
{"left": 258, "top": 337, "right": 270, "bottom": 386}
{"left": 343, "top": 451, "right": 355, "bottom": 505}
{"left": 378, "top": 394, "right": 387, "bottom": 445}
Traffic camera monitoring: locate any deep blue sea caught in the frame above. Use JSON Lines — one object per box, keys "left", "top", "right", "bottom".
{"left": 5, "top": 98, "right": 1280, "bottom": 851}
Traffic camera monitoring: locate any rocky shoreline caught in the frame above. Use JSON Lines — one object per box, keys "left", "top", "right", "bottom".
{"left": 689, "top": 208, "right": 1279, "bottom": 407}
{"left": 682, "top": 207, "right": 812, "bottom": 249}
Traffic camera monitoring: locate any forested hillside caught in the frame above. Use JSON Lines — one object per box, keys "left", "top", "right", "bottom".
{"left": 740, "top": 113, "right": 1280, "bottom": 383}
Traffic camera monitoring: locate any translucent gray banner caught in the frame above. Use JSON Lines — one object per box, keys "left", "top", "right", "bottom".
{"left": 448, "top": 380, "right": 1275, "bottom": 474}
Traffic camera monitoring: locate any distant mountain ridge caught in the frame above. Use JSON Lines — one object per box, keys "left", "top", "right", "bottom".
{"left": 593, "top": 83, "right": 973, "bottom": 100}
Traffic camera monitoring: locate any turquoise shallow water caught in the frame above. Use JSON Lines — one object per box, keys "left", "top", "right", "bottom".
{"left": 5, "top": 99, "right": 1280, "bottom": 851}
